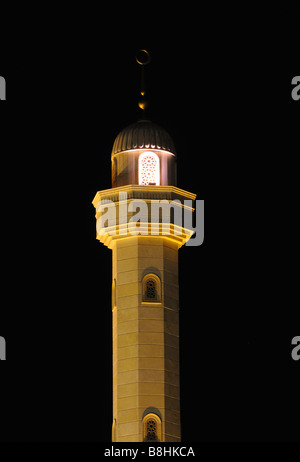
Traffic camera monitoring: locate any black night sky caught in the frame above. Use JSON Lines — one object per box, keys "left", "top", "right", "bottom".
{"left": 0, "top": 6, "right": 299, "bottom": 446}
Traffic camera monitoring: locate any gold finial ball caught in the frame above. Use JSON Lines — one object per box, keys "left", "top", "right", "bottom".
{"left": 138, "top": 99, "right": 148, "bottom": 111}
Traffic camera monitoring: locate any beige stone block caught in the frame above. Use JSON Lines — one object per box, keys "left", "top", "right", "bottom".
{"left": 139, "top": 382, "right": 164, "bottom": 396}
{"left": 138, "top": 319, "right": 164, "bottom": 333}
{"left": 116, "top": 236, "right": 138, "bottom": 248}
{"left": 163, "top": 246, "right": 178, "bottom": 263}
{"left": 118, "top": 357, "right": 138, "bottom": 373}
{"left": 164, "top": 295, "right": 179, "bottom": 311}
{"left": 165, "top": 371, "right": 180, "bottom": 388}
{"left": 113, "top": 354, "right": 118, "bottom": 367}
{"left": 139, "top": 369, "right": 164, "bottom": 383}
{"left": 139, "top": 395, "right": 164, "bottom": 409}
{"left": 117, "top": 370, "right": 138, "bottom": 385}
{"left": 117, "top": 258, "right": 138, "bottom": 273}
{"left": 138, "top": 344, "right": 164, "bottom": 358}
{"left": 165, "top": 396, "right": 180, "bottom": 411}
{"left": 164, "top": 307, "right": 178, "bottom": 320}
{"left": 163, "top": 258, "right": 178, "bottom": 275}
{"left": 118, "top": 421, "right": 139, "bottom": 437}
{"left": 164, "top": 434, "right": 181, "bottom": 442}
{"left": 138, "top": 332, "right": 164, "bottom": 345}
{"left": 138, "top": 257, "right": 163, "bottom": 271}
{"left": 117, "top": 245, "right": 138, "bottom": 260}
{"left": 117, "top": 320, "right": 138, "bottom": 335}
{"left": 117, "top": 434, "right": 140, "bottom": 442}
{"left": 118, "top": 396, "right": 138, "bottom": 411}
{"left": 117, "top": 344, "right": 138, "bottom": 360}
{"left": 164, "top": 345, "right": 179, "bottom": 362}
{"left": 164, "top": 282, "right": 179, "bottom": 300}
{"left": 138, "top": 245, "right": 163, "bottom": 258}
{"left": 118, "top": 382, "right": 138, "bottom": 398}
{"left": 118, "top": 408, "right": 139, "bottom": 424}
{"left": 118, "top": 282, "right": 141, "bottom": 298}
{"left": 164, "top": 333, "right": 179, "bottom": 349}
{"left": 165, "top": 383, "right": 180, "bottom": 399}
{"left": 117, "top": 332, "right": 138, "bottom": 348}
{"left": 117, "top": 295, "right": 139, "bottom": 309}
{"left": 139, "top": 306, "right": 164, "bottom": 320}
{"left": 117, "top": 270, "right": 139, "bottom": 285}
{"left": 165, "top": 358, "right": 179, "bottom": 374}
{"left": 165, "top": 408, "right": 180, "bottom": 424}
{"left": 164, "top": 269, "right": 178, "bottom": 286}
{"left": 164, "top": 421, "right": 181, "bottom": 438}
{"left": 139, "top": 357, "right": 164, "bottom": 370}
{"left": 164, "top": 320, "right": 179, "bottom": 336}
{"left": 164, "top": 308, "right": 179, "bottom": 328}
{"left": 117, "top": 308, "right": 138, "bottom": 323}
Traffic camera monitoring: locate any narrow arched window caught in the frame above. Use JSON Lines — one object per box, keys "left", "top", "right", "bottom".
{"left": 142, "top": 274, "right": 161, "bottom": 303}
{"left": 139, "top": 152, "right": 160, "bottom": 186}
{"left": 146, "top": 418, "right": 158, "bottom": 441}
{"left": 146, "top": 278, "right": 156, "bottom": 299}
{"left": 143, "top": 413, "right": 161, "bottom": 442}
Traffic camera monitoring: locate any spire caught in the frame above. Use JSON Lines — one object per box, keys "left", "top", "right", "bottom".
{"left": 136, "top": 49, "right": 151, "bottom": 113}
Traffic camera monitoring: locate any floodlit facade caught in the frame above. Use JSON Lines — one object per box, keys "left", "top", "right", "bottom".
{"left": 93, "top": 119, "right": 196, "bottom": 442}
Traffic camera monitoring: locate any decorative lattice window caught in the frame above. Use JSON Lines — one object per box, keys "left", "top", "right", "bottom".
{"left": 146, "top": 279, "right": 156, "bottom": 299}
{"left": 142, "top": 273, "right": 161, "bottom": 303}
{"left": 139, "top": 152, "right": 160, "bottom": 186}
{"left": 146, "top": 419, "right": 158, "bottom": 441}
{"left": 143, "top": 413, "right": 161, "bottom": 442}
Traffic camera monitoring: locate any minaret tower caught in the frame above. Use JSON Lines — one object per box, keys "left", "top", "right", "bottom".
{"left": 92, "top": 51, "right": 196, "bottom": 442}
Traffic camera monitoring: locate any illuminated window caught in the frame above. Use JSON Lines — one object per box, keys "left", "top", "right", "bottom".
{"left": 139, "top": 152, "right": 160, "bottom": 186}
{"left": 146, "top": 279, "right": 156, "bottom": 299}
{"left": 142, "top": 274, "right": 161, "bottom": 303}
{"left": 146, "top": 419, "right": 158, "bottom": 441}
{"left": 143, "top": 413, "right": 161, "bottom": 442}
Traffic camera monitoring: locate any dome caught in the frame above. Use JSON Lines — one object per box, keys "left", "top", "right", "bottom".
{"left": 111, "top": 120, "right": 176, "bottom": 157}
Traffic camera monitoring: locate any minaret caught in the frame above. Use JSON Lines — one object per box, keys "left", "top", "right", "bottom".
{"left": 92, "top": 52, "right": 196, "bottom": 442}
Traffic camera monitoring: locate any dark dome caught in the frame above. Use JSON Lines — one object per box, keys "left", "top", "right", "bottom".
{"left": 111, "top": 120, "right": 176, "bottom": 157}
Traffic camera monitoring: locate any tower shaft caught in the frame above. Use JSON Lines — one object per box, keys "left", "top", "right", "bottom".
{"left": 112, "top": 236, "right": 180, "bottom": 442}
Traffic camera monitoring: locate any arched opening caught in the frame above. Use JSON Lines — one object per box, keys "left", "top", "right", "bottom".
{"left": 139, "top": 152, "right": 160, "bottom": 186}
{"left": 142, "top": 273, "right": 161, "bottom": 303}
{"left": 143, "top": 413, "right": 162, "bottom": 442}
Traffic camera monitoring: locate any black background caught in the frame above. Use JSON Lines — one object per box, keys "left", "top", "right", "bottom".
{"left": 0, "top": 6, "right": 299, "bottom": 444}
